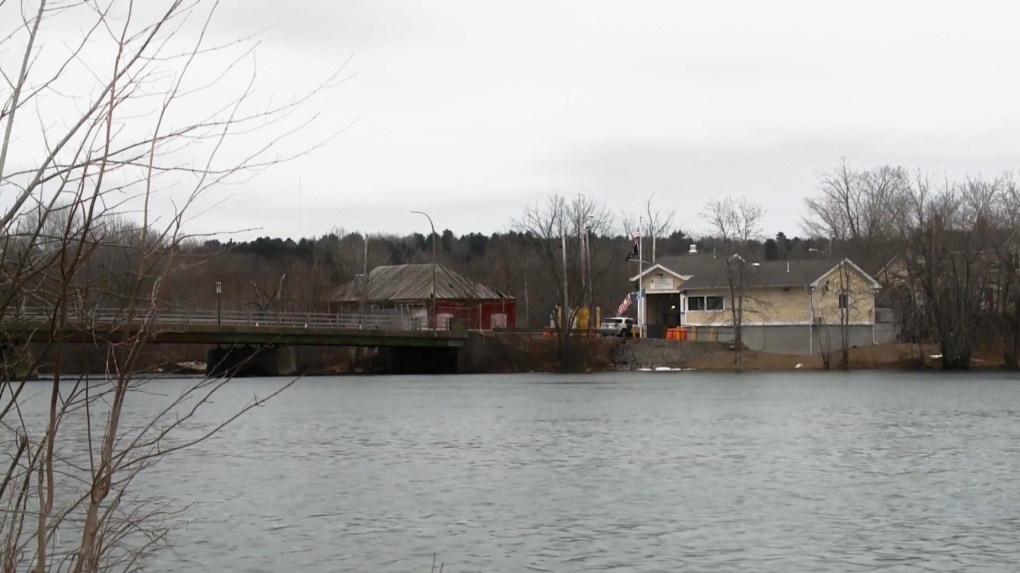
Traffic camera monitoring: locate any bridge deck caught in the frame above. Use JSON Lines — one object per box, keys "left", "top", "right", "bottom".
{"left": 1, "top": 309, "right": 467, "bottom": 348}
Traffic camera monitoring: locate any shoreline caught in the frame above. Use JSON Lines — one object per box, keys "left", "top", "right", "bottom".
{"left": 26, "top": 363, "right": 1014, "bottom": 378}
{"left": 26, "top": 342, "right": 1014, "bottom": 377}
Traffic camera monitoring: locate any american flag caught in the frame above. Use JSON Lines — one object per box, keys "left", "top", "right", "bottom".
{"left": 617, "top": 293, "right": 634, "bottom": 315}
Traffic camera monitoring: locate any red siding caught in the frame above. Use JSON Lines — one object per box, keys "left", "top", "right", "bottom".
{"left": 330, "top": 299, "right": 517, "bottom": 330}
{"left": 435, "top": 299, "right": 517, "bottom": 330}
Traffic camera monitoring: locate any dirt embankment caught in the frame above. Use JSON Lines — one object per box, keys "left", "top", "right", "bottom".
{"left": 469, "top": 333, "right": 621, "bottom": 373}
{"left": 683, "top": 342, "right": 1007, "bottom": 371}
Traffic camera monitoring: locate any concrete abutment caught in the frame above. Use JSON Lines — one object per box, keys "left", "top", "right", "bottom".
{"left": 206, "top": 345, "right": 297, "bottom": 377}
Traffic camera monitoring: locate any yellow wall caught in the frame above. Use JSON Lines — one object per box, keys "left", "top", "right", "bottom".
{"left": 684, "top": 288, "right": 814, "bottom": 325}
{"left": 683, "top": 289, "right": 731, "bottom": 326}
{"left": 640, "top": 259, "right": 873, "bottom": 324}
{"left": 659, "top": 265, "right": 875, "bottom": 326}
{"left": 639, "top": 271, "right": 680, "bottom": 293}
{"left": 877, "top": 257, "right": 909, "bottom": 286}
{"left": 811, "top": 266, "right": 876, "bottom": 325}
{"left": 756, "top": 288, "right": 814, "bottom": 324}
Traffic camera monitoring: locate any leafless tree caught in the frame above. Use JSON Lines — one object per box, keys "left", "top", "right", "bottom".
{"left": 994, "top": 177, "right": 1020, "bottom": 367}
{"left": 513, "top": 194, "right": 612, "bottom": 363}
{"left": 620, "top": 195, "right": 675, "bottom": 262}
{"left": 323, "top": 230, "right": 393, "bottom": 308}
{"left": 814, "top": 258, "right": 875, "bottom": 370}
{"left": 644, "top": 195, "right": 675, "bottom": 263}
{"left": 885, "top": 172, "right": 1004, "bottom": 368}
{"left": 0, "top": 1, "right": 343, "bottom": 570}
{"left": 702, "top": 196, "right": 766, "bottom": 365}
{"left": 803, "top": 158, "right": 909, "bottom": 272}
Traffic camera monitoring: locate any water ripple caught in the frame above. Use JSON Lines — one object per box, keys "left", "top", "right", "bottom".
{"left": 25, "top": 371, "right": 1020, "bottom": 572}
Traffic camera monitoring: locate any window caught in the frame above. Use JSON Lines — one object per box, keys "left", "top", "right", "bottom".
{"left": 687, "top": 296, "right": 724, "bottom": 311}
{"left": 838, "top": 293, "right": 849, "bottom": 310}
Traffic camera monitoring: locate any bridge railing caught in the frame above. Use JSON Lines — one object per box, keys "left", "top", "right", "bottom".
{"left": 1, "top": 308, "right": 437, "bottom": 332}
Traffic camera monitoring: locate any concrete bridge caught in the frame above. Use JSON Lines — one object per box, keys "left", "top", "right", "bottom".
{"left": 1, "top": 308, "right": 468, "bottom": 376}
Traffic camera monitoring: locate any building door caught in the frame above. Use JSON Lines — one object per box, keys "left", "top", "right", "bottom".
{"left": 661, "top": 294, "right": 683, "bottom": 327}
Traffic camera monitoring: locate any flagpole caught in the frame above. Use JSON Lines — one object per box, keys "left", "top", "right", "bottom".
{"left": 638, "top": 216, "right": 644, "bottom": 338}
{"left": 561, "top": 228, "right": 568, "bottom": 331}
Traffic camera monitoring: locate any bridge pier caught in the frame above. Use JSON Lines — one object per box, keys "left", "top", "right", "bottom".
{"left": 206, "top": 345, "right": 297, "bottom": 378}
{"left": 378, "top": 346, "right": 459, "bottom": 374}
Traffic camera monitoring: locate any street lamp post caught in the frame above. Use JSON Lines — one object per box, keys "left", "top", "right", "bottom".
{"left": 411, "top": 210, "right": 438, "bottom": 332}
{"left": 215, "top": 282, "right": 222, "bottom": 325}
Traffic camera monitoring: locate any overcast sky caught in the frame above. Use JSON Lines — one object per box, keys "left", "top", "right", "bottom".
{"left": 188, "top": 0, "right": 1020, "bottom": 241}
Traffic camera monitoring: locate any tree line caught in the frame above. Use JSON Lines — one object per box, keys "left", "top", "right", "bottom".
{"left": 10, "top": 162, "right": 1018, "bottom": 371}
{"left": 4, "top": 1, "right": 1017, "bottom": 568}
{"left": 194, "top": 161, "right": 1017, "bottom": 372}
{"left": 172, "top": 208, "right": 830, "bottom": 328}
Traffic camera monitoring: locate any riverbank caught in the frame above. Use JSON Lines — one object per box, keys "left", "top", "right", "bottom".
{"left": 668, "top": 342, "right": 1007, "bottom": 372}
{"left": 24, "top": 340, "right": 1011, "bottom": 377}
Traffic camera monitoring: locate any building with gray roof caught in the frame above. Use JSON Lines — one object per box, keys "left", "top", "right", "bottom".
{"left": 627, "top": 244, "right": 890, "bottom": 354}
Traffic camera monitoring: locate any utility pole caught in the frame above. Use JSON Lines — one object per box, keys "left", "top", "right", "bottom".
{"left": 585, "top": 225, "right": 593, "bottom": 316}
{"left": 360, "top": 234, "right": 368, "bottom": 328}
{"left": 524, "top": 271, "right": 530, "bottom": 330}
{"left": 638, "top": 215, "right": 644, "bottom": 338}
{"left": 561, "top": 220, "right": 569, "bottom": 331}
{"left": 577, "top": 194, "right": 585, "bottom": 314}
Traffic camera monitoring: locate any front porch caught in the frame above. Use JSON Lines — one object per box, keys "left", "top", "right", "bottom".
{"left": 643, "top": 292, "right": 686, "bottom": 328}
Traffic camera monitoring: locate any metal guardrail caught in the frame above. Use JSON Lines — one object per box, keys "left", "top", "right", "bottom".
{"left": 0, "top": 308, "right": 437, "bottom": 332}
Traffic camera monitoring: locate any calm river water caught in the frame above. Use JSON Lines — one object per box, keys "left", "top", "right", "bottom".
{"left": 54, "top": 372, "right": 1020, "bottom": 571}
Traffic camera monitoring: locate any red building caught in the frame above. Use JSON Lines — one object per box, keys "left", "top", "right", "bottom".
{"left": 332, "top": 264, "right": 517, "bottom": 330}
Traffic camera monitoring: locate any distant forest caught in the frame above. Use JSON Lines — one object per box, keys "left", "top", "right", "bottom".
{"left": 182, "top": 227, "right": 831, "bottom": 328}
{"left": 13, "top": 160, "right": 1018, "bottom": 369}
{"left": 165, "top": 159, "right": 1020, "bottom": 369}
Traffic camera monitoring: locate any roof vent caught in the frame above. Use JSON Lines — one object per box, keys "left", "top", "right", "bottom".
{"left": 689, "top": 244, "right": 697, "bottom": 254}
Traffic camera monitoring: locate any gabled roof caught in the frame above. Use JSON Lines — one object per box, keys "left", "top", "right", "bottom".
{"left": 634, "top": 254, "right": 880, "bottom": 290}
{"left": 333, "top": 264, "right": 512, "bottom": 302}
{"left": 876, "top": 254, "right": 903, "bottom": 283}
{"left": 628, "top": 263, "right": 691, "bottom": 282}
{"left": 812, "top": 259, "right": 882, "bottom": 290}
